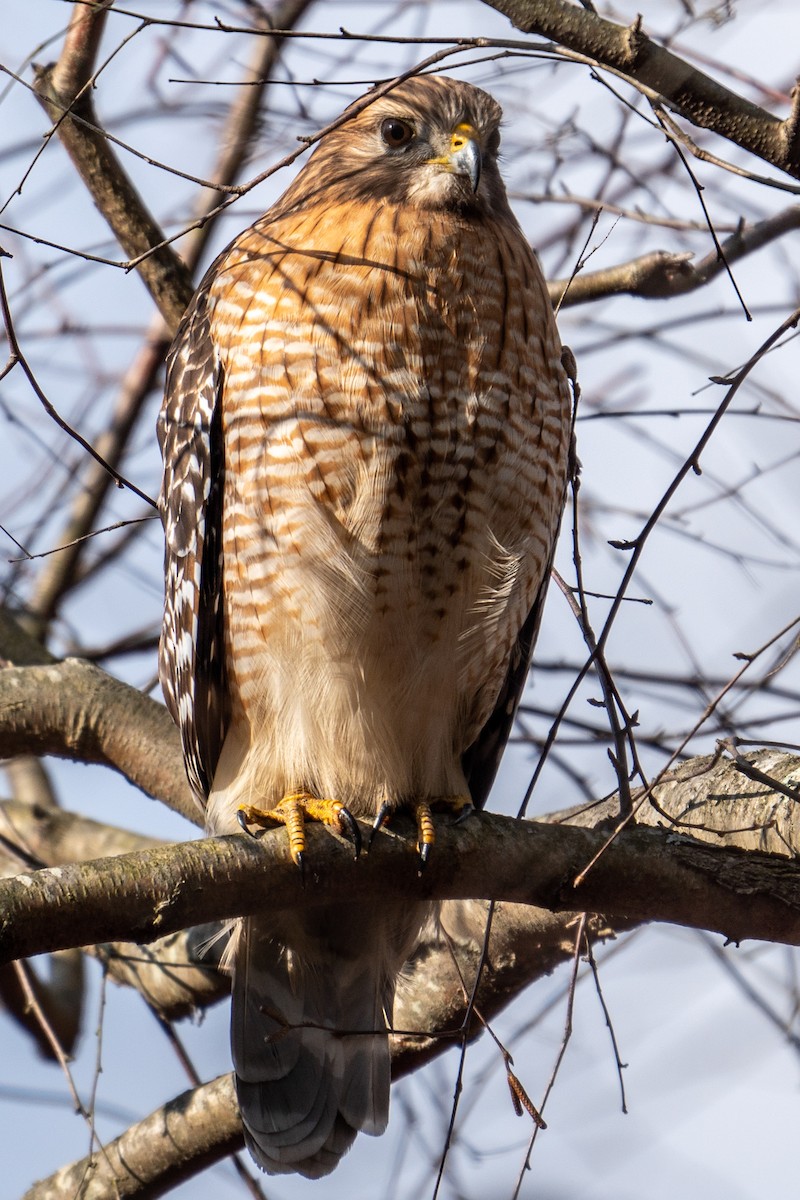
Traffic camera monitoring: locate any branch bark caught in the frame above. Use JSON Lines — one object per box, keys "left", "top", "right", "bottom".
{"left": 22, "top": 1072, "right": 242, "bottom": 1200}
{"left": 12, "top": 744, "right": 800, "bottom": 1197}
{"left": 4, "top": 757, "right": 800, "bottom": 966}
{"left": 21, "top": 901, "right": 607, "bottom": 1199}
{"left": 549, "top": 204, "right": 800, "bottom": 305}
{"left": 0, "top": 658, "right": 197, "bottom": 822}
{"left": 31, "top": 2, "right": 194, "bottom": 332}
{"left": 481, "top": 0, "right": 800, "bottom": 179}
{"left": 0, "top": 801, "right": 222, "bottom": 1019}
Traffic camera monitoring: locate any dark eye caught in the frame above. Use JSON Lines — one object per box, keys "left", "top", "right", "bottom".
{"left": 380, "top": 118, "right": 414, "bottom": 148}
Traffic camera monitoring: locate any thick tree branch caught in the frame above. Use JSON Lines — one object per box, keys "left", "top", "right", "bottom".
{"left": 481, "top": 0, "right": 800, "bottom": 179}
{"left": 0, "top": 658, "right": 198, "bottom": 822}
{"left": 0, "top": 797, "right": 162, "bottom": 866}
{"left": 4, "top": 787, "right": 800, "bottom": 966}
{"left": 14, "top": 748, "right": 800, "bottom": 1197}
{"left": 23, "top": 1072, "right": 242, "bottom": 1200}
{"left": 0, "top": 801, "right": 221, "bottom": 1018}
{"left": 0, "top": 790, "right": 595, "bottom": 1024}
{"left": 0, "top": 799, "right": 581, "bottom": 1023}
{"left": 15, "top": 907, "right": 629, "bottom": 1200}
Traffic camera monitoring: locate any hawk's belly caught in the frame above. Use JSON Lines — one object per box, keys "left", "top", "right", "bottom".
{"left": 216, "top": 401, "right": 556, "bottom": 819}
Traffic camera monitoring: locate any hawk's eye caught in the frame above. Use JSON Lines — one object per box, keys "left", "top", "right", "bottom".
{"left": 380, "top": 118, "right": 414, "bottom": 148}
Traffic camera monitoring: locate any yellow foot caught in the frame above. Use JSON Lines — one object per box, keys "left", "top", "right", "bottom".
{"left": 370, "top": 794, "right": 473, "bottom": 869}
{"left": 237, "top": 791, "right": 361, "bottom": 869}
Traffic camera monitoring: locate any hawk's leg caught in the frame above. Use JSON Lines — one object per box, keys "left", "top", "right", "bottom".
{"left": 371, "top": 795, "right": 474, "bottom": 868}
{"left": 237, "top": 792, "right": 361, "bottom": 868}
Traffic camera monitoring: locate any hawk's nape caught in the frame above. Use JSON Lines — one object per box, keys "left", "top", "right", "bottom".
{"left": 158, "top": 74, "right": 572, "bottom": 1177}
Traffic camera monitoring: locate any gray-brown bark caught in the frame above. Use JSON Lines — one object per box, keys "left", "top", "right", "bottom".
{"left": 482, "top": 0, "right": 800, "bottom": 181}
{"left": 0, "top": 659, "right": 198, "bottom": 822}
{"left": 4, "top": 748, "right": 800, "bottom": 962}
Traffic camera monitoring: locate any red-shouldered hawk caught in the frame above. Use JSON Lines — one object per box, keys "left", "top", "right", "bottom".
{"left": 159, "top": 74, "right": 572, "bottom": 1178}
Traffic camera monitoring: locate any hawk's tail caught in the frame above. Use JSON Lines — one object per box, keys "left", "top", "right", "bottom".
{"left": 231, "top": 906, "right": 418, "bottom": 1178}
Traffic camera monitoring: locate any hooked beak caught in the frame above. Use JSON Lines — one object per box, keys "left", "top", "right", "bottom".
{"left": 427, "top": 122, "right": 482, "bottom": 193}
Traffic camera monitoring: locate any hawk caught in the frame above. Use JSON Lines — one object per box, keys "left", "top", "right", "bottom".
{"left": 159, "top": 74, "right": 572, "bottom": 1178}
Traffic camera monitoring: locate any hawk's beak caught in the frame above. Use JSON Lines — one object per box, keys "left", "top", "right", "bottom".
{"left": 426, "top": 123, "right": 482, "bottom": 193}
{"left": 448, "top": 123, "right": 481, "bottom": 193}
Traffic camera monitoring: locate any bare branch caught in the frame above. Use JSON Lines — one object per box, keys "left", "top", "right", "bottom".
{"left": 0, "top": 800, "right": 222, "bottom": 1017}
{"left": 0, "top": 259, "right": 156, "bottom": 512}
{"left": 0, "top": 608, "right": 55, "bottom": 666}
{"left": 12, "top": 909, "right": 637, "bottom": 1200}
{"left": 481, "top": 0, "right": 800, "bottom": 179}
{"left": 180, "top": 0, "right": 313, "bottom": 272}
{"left": 22, "top": 1072, "right": 242, "bottom": 1200}
{"left": 0, "top": 658, "right": 197, "bottom": 822}
{"left": 0, "top": 796, "right": 162, "bottom": 864}
{"left": 0, "top": 950, "right": 84, "bottom": 1059}
{"left": 31, "top": 4, "right": 194, "bottom": 332}
{"left": 24, "top": 2, "right": 312, "bottom": 636}
{"left": 23, "top": 336, "right": 167, "bottom": 633}
{"left": 4, "top": 747, "right": 800, "bottom": 966}
{"left": 550, "top": 204, "right": 800, "bottom": 305}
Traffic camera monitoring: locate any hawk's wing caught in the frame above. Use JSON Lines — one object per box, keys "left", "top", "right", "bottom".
{"left": 460, "top": 564, "right": 554, "bottom": 811}
{"left": 462, "top": 371, "right": 574, "bottom": 811}
{"left": 157, "top": 288, "right": 228, "bottom": 803}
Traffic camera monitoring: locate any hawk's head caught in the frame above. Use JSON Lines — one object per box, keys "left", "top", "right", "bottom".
{"left": 274, "top": 75, "right": 511, "bottom": 221}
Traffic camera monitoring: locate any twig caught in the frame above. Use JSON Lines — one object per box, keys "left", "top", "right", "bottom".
{"left": 0, "top": 258, "right": 156, "bottom": 509}
{"left": 511, "top": 914, "right": 587, "bottom": 1198}
{"left": 12, "top": 960, "right": 87, "bottom": 1114}
{"left": 718, "top": 737, "right": 800, "bottom": 805}
{"left": 584, "top": 934, "right": 628, "bottom": 1112}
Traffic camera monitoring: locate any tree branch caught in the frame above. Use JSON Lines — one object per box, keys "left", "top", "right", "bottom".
{"left": 481, "top": 0, "right": 800, "bottom": 179}
{"left": 0, "top": 658, "right": 198, "bottom": 822}
{"left": 15, "top": 907, "right": 630, "bottom": 1199}
{"left": 0, "top": 800, "right": 222, "bottom": 1018}
{"left": 22, "top": 1072, "right": 242, "bottom": 1200}
{"left": 4, "top": 769, "right": 800, "bottom": 966}
{"left": 31, "top": 2, "right": 194, "bottom": 332}
{"left": 15, "top": 746, "right": 800, "bottom": 1196}
{"left": 549, "top": 204, "right": 800, "bottom": 305}
{"left": 25, "top": 2, "right": 311, "bottom": 635}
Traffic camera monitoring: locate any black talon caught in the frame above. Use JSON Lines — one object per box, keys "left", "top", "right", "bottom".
{"left": 296, "top": 851, "right": 306, "bottom": 885}
{"left": 339, "top": 806, "right": 362, "bottom": 860}
{"left": 367, "top": 801, "right": 392, "bottom": 851}
{"left": 417, "top": 840, "right": 431, "bottom": 874}
{"left": 237, "top": 809, "right": 257, "bottom": 838}
{"left": 454, "top": 802, "right": 475, "bottom": 825}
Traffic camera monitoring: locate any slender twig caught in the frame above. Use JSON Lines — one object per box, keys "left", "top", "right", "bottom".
{"left": 0, "top": 258, "right": 156, "bottom": 508}
{"left": 12, "top": 960, "right": 87, "bottom": 1115}
{"left": 585, "top": 934, "right": 628, "bottom": 1112}
{"left": 511, "top": 914, "right": 587, "bottom": 1199}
